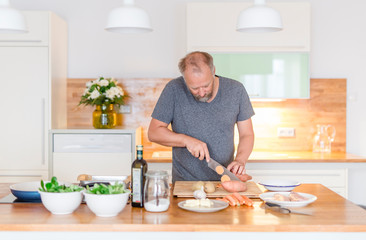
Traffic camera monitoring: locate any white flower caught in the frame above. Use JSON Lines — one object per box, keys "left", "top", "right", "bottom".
{"left": 117, "top": 86, "right": 124, "bottom": 96}
{"left": 98, "top": 79, "right": 109, "bottom": 87}
{"left": 106, "top": 87, "right": 120, "bottom": 99}
{"left": 89, "top": 89, "right": 100, "bottom": 99}
{"left": 86, "top": 81, "right": 93, "bottom": 88}
{"left": 83, "top": 88, "right": 89, "bottom": 96}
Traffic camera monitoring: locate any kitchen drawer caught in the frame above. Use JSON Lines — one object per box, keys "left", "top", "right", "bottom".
{"left": 0, "top": 170, "right": 48, "bottom": 183}
{"left": 52, "top": 153, "right": 131, "bottom": 182}
{"left": 53, "top": 134, "right": 132, "bottom": 153}
{"left": 249, "top": 169, "right": 347, "bottom": 188}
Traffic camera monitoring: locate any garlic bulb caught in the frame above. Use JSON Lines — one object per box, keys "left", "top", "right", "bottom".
{"left": 193, "top": 186, "right": 207, "bottom": 199}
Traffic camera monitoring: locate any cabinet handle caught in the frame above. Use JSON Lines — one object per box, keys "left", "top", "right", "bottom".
{"left": 0, "top": 40, "right": 42, "bottom": 42}
{"left": 41, "top": 98, "right": 46, "bottom": 165}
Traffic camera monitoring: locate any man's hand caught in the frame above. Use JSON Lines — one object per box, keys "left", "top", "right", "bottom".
{"left": 227, "top": 160, "right": 252, "bottom": 181}
{"left": 184, "top": 136, "right": 210, "bottom": 162}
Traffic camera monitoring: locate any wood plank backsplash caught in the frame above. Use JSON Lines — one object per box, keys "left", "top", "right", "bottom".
{"left": 67, "top": 78, "right": 346, "bottom": 153}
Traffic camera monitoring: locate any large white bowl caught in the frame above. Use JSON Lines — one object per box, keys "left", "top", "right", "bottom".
{"left": 83, "top": 190, "right": 130, "bottom": 217}
{"left": 259, "top": 179, "right": 301, "bottom": 192}
{"left": 38, "top": 190, "right": 83, "bottom": 214}
{"left": 259, "top": 192, "right": 317, "bottom": 208}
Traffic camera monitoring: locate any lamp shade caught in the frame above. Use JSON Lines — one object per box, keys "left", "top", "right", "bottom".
{"left": 105, "top": 0, "right": 152, "bottom": 33}
{"left": 236, "top": 1, "right": 282, "bottom": 33}
{"left": 0, "top": 0, "right": 27, "bottom": 33}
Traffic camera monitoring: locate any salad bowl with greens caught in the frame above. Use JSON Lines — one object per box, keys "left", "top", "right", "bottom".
{"left": 38, "top": 177, "right": 84, "bottom": 214}
{"left": 83, "top": 183, "right": 131, "bottom": 217}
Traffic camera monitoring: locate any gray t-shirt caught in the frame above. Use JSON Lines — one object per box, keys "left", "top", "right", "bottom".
{"left": 151, "top": 75, "right": 255, "bottom": 182}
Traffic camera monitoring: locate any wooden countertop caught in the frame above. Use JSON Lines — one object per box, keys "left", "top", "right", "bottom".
{"left": 145, "top": 150, "right": 366, "bottom": 163}
{"left": 1, "top": 183, "right": 366, "bottom": 232}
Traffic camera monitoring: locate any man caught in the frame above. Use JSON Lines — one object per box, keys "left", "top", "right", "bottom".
{"left": 148, "top": 51, "right": 255, "bottom": 183}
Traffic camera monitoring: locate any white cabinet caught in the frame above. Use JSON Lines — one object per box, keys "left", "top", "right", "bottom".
{"left": 187, "top": 2, "right": 311, "bottom": 52}
{"left": 246, "top": 163, "right": 348, "bottom": 198}
{"left": 0, "top": 11, "right": 67, "bottom": 182}
{"left": 50, "top": 128, "right": 142, "bottom": 183}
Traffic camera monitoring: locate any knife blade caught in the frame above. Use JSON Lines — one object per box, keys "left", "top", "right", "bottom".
{"left": 265, "top": 202, "right": 312, "bottom": 216}
{"left": 207, "top": 158, "right": 241, "bottom": 181}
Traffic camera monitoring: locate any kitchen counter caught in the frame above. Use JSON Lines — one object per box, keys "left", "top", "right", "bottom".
{"left": 1, "top": 183, "right": 366, "bottom": 232}
{"left": 145, "top": 150, "right": 366, "bottom": 163}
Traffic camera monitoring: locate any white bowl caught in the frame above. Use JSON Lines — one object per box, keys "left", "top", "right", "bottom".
{"left": 258, "top": 179, "right": 301, "bottom": 192}
{"left": 38, "top": 190, "right": 83, "bottom": 214}
{"left": 83, "top": 190, "right": 130, "bottom": 217}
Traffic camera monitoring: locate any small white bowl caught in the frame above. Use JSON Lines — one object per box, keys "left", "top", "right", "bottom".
{"left": 83, "top": 190, "right": 130, "bottom": 217}
{"left": 259, "top": 179, "right": 301, "bottom": 192}
{"left": 38, "top": 190, "right": 83, "bottom": 214}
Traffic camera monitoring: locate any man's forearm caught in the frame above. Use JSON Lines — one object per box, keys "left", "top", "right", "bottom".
{"left": 148, "top": 125, "right": 188, "bottom": 147}
{"left": 235, "top": 134, "right": 254, "bottom": 165}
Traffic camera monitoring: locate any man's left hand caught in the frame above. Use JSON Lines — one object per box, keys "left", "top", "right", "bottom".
{"left": 227, "top": 160, "right": 252, "bottom": 182}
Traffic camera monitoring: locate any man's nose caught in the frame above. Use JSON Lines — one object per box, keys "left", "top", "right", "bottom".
{"left": 198, "top": 88, "right": 206, "bottom": 97}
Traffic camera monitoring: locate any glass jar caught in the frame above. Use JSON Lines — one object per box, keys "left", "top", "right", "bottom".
{"left": 313, "top": 124, "right": 336, "bottom": 153}
{"left": 144, "top": 170, "right": 170, "bottom": 212}
{"left": 93, "top": 104, "right": 117, "bottom": 129}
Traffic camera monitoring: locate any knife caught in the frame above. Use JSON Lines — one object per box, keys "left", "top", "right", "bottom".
{"left": 265, "top": 202, "right": 312, "bottom": 216}
{"left": 207, "top": 158, "right": 241, "bottom": 181}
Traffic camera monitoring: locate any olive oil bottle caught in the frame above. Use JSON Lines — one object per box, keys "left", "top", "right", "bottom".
{"left": 131, "top": 145, "right": 148, "bottom": 207}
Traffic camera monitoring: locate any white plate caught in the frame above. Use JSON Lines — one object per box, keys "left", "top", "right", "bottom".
{"left": 178, "top": 200, "right": 229, "bottom": 213}
{"left": 259, "top": 192, "right": 317, "bottom": 208}
{"left": 259, "top": 179, "right": 301, "bottom": 192}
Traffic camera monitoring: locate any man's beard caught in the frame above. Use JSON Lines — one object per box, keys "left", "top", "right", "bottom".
{"left": 194, "top": 92, "right": 213, "bottom": 102}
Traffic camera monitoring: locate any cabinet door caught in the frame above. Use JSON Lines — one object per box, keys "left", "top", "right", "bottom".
{"left": 0, "top": 11, "right": 49, "bottom": 46}
{"left": 0, "top": 47, "right": 48, "bottom": 170}
{"left": 187, "top": 2, "right": 310, "bottom": 52}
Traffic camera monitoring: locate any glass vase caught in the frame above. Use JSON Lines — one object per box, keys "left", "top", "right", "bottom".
{"left": 93, "top": 104, "right": 117, "bottom": 129}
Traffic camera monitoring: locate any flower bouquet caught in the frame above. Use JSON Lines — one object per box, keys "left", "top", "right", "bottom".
{"left": 79, "top": 77, "right": 127, "bottom": 129}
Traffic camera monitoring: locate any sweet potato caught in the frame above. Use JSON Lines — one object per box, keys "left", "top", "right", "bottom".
{"left": 221, "top": 180, "right": 247, "bottom": 193}
{"left": 215, "top": 166, "right": 224, "bottom": 175}
{"left": 221, "top": 175, "right": 231, "bottom": 182}
{"left": 237, "top": 174, "right": 253, "bottom": 182}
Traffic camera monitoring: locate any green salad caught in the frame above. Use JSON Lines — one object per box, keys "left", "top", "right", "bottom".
{"left": 39, "top": 176, "right": 83, "bottom": 193}
{"left": 86, "top": 183, "right": 127, "bottom": 194}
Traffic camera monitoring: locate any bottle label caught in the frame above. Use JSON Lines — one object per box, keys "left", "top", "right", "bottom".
{"left": 132, "top": 168, "right": 142, "bottom": 203}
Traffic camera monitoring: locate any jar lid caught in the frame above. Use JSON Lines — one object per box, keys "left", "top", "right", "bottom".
{"left": 145, "top": 170, "right": 169, "bottom": 177}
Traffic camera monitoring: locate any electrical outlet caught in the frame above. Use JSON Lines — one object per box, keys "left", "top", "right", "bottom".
{"left": 119, "top": 105, "right": 131, "bottom": 114}
{"left": 277, "top": 127, "right": 296, "bottom": 137}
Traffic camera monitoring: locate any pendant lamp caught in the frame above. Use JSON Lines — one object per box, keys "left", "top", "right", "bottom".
{"left": 237, "top": 0, "right": 282, "bottom": 33}
{"left": 0, "top": 0, "right": 27, "bottom": 33}
{"left": 105, "top": 0, "right": 152, "bottom": 33}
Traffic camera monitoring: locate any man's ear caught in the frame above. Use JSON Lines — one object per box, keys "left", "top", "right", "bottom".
{"left": 213, "top": 66, "right": 216, "bottom": 76}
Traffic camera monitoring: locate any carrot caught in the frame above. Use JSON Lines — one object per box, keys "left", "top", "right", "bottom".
{"left": 225, "top": 195, "right": 239, "bottom": 206}
{"left": 229, "top": 194, "right": 243, "bottom": 206}
{"left": 221, "top": 175, "right": 230, "bottom": 182}
{"left": 216, "top": 183, "right": 222, "bottom": 188}
{"left": 215, "top": 165, "right": 224, "bottom": 175}
{"left": 241, "top": 194, "right": 253, "bottom": 207}
{"left": 232, "top": 192, "right": 245, "bottom": 205}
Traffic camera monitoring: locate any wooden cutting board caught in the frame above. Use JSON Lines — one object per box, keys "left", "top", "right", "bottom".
{"left": 173, "top": 181, "right": 265, "bottom": 198}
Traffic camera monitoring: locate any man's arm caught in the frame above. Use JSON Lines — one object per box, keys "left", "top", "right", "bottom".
{"left": 148, "top": 118, "right": 210, "bottom": 161}
{"left": 227, "top": 118, "right": 254, "bottom": 176}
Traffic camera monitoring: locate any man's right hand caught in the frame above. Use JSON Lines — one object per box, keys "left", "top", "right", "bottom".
{"left": 184, "top": 136, "right": 210, "bottom": 162}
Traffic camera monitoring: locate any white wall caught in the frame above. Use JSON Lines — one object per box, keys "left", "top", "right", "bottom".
{"left": 13, "top": 1, "right": 366, "bottom": 155}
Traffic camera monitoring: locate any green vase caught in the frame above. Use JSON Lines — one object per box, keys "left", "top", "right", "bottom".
{"left": 93, "top": 104, "right": 117, "bottom": 129}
